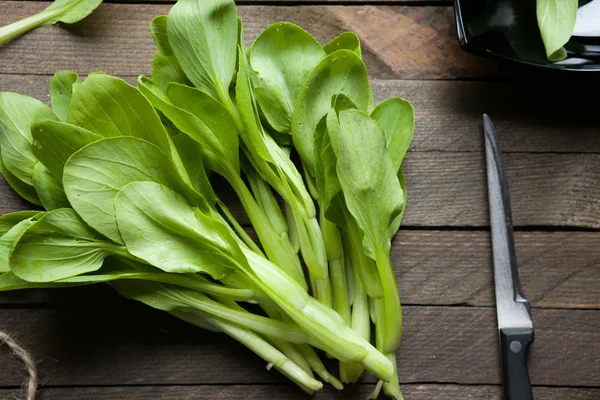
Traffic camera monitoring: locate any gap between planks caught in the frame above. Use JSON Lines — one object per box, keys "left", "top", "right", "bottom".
{"left": 0, "top": 384, "right": 598, "bottom": 400}
{"left": 0, "top": 306, "right": 598, "bottom": 387}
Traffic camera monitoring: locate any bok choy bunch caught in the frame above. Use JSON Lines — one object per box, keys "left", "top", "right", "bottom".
{"left": 0, "top": 0, "right": 414, "bottom": 398}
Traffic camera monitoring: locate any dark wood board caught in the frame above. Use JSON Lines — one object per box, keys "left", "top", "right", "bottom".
{"left": 0, "top": 306, "right": 598, "bottom": 387}
{"left": 1, "top": 384, "right": 598, "bottom": 400}
{"left": 0, "top": 2, "right": 499, "bottom": 79}
{"left": 3, "top": 150, "right": 598, "bottom": 228}
{"left": 2, "top": 230, "right": 599, "bottom": 308}
{"left": 3, "top": 74, "right": 600, "bottom": 154}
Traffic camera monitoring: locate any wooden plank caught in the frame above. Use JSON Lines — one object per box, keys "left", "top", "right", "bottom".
{"left": 0, "top": 2, "right": 498, "bottom": 79}
{"left": 1, "top": 384, "right": 598, "bottom": 400}
{"left": 4, "top": 75, "right": 600, "bottom": 154}
{"left": 0, "top": 151, "right": 599, "bottom": 228}
{"left": 2, "top": 231, "right": 599, "bottom": 308}
{"left": 0, "top": 306, "right": 598, "bottom": 386}
{"left": 9, "top": 0, "right": 453, "bottom": 3}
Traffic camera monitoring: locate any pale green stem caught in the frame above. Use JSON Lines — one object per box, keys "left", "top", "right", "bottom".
{"left": 171, "top": 309, "right": 323, "bottom": 394}
{"left": 297, "top": 344, "right": 343, "bottom": 390}
{"left": 0, "top": 6, "right": 63, "bottom": 45}
{"left": 216, "top": 198, "right": 263, "bottom": 256}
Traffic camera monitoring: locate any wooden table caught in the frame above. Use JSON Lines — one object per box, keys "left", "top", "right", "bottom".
{"left": 1, "top": 1, "right": 599, "bottom": 399}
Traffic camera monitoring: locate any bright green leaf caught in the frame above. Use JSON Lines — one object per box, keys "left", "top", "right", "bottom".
{"left": 292, "top": 50, "right": 373, "bottom": 175}
{"left": 336, "top": 109, "right": 403, "bottom": 258}
{"left": 64, "top": 137, "right": 203, "bottom": 244}
{"left": 0, "top": 211, "right": 40, "bottom": 237}
{"left": 167, "top": 0, "right": 238, "bottom": 101}
{"left": 371, "top": 97, "right": 414, "bottom": 173}
{"left": 10, "top": 208, "right": 127, "bottom": 282}
{"left": 150, "top": 16, "right": 173, "bottom": 56}
{"left": 324, "top": 32, "right": 361, "bottom": 58}
{"left": 536, "top": 0, "right": 578, "bottom": 60}
{"left": 0, "top": 156, "right": 41, "bottom": 206}
{"left": 32, "top": 162, "right": 69, "bottom": 210}
{"left": 172, "top": 133, "right": 216, "bottom": 206}
{"left": 114, "top": 181, "right": 237, "bottom": 278}
{"left": 31, "top": 119, "right": 103, "bottom": 180}
{"left": 0, "top": 216, "right": 41, "bottom": 273}
{"left": 151, "top": 51, "right": 192, "bottom": 93}
{"left": 0, "top": 92, "right": 57, "bottom": 185}
{"left": 249, "top": 22, "right": 326, "bottom": 134}
{"left": 167, "top": 83, "right": 240, "bottom": 173}
{"left": 0, "top": 0, "right": 103, "bottom": 46}
{"left": 49, "top": 71, "right": 79, "bottom": 122}
{"left": 66, "top": 74, "right": 172, "bottom": 157}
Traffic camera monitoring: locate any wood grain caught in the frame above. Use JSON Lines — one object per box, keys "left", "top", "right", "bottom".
{"left": 1, "top": 384, "right": 598, "bottom": 400}
{"left": 2, "top": 231, "right": 598, "bottom": 308}
{"left": 0, "top": 151, "right": 599, "bottom": 228}
{"left": 4, "top": 74, "right": 600, "bottom": 154}
{"left": 0, "top": 2, "right": 498, "bottom": 79}
{"left": 0, "top": 305, "right": 598, "bottom": 387}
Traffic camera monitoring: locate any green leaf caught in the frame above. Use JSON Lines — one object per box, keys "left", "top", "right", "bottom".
{"left": 0, "top": 0, "right": 103, "bottom": 46}
{"left": 150, "top": 16, "right": 173, "bottom": 56}
{"left": 137, "top": 76, "right": 230, "bottom": 177}
{"left": 336, "top": 110, "right": 403, "bottom": 352}
{"left": 64, "top": 137, "right": 204, "bottom": 244}
{"left": 292, "top": 50, "right": 373, "bottom": 175}
{"left": 172, "top": 133, "right": 216, "bottom": 206}
{"left": 66, "top": 74, "right": 172, "bottom": 157}
{"left": 0, "top": 216, "right": 41, "bottom": 273}
{"left": 151, "top": 51, "right": 192, "bottom": 93}
{"left": 0, "top": 156, "right": 41, "bottom": 206}
{"left": 235, "top": 47, "right": 273, "bottom": 163}
{"left": 114, "top": 181, "right": 237, "bottom": 278}
{"left": 0, "top": 272, "right": 77, "bottom": 291}
{"left": 167, "top": 83, "right": 240, "bottom": 173}
{"left": 10, "top": 209, "right": 127, "bottom": 282}
{"left": 0, "top": 211, "right": 40, "bottom": 237}
{"left": 324, "top": 32, "right": 361, "bottom": 58}
{"left": 313, "top": 115, "right": 340, "bottom": 215}
{"left": 167, "top": 0, "right": 238, "bottom": 101}
{"left": 32, "top": 162, "right": 69, "bottom": 210}
{"left": 536, "top": 0, "right": 578, "bottom": 60}
{"left": 336, "top": 110, "right": 403, "bottom": 258}
{"left": 249, "top": 22, "right": 326, "bottom": 134}
{"left": 370, "top": 97, "right": 414, "bottom": 173}
{"left": 31, "top": 119, "right": 102, "bottom": 180}
{"left": 388, "top": 168, "right": 407, "bottom": 240}
{"left": 0, "top": 92, "right": 57, "bottom": 185}
{"left": 49, "top": 71, "right": 79, "bottom": 122}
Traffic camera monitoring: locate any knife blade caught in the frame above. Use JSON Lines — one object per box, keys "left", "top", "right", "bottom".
{"left": 483, "top": 114, "right": 534, "bottom": 400}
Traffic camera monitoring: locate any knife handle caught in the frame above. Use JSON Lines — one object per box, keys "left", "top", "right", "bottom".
{"left": 500, "top": 328, "right": 534, "bottom": 400}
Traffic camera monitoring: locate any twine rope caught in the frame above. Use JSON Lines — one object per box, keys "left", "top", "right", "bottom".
{"left": 0, "top": 330, "right": 37, "bottom": 400}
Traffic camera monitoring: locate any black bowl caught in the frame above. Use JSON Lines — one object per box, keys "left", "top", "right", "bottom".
{"left": 454, "top": 0, "right": 600, "bottom": 71}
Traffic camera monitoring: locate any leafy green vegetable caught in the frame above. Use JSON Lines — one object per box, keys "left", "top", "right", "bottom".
{"left": 336, "top": 109, "right": 403, "bottom": 353}
{"left": 167, "top": 0, "right": 238, "bottom": 101}
{"left": 31, "top": 119, "right": 102, "bottom": 180}
{"left": 114, "top": 181, "right": 236, "bottom": 278}
{"left": 536, "top": 0, "right": 578, "bottom": 61}
{"left": 324, "top": 32, "right": 362, "bottom": 58}
{"left": 150, "top": 16, "right": 173, "bottom": 56}
{"left": 249, "top": 22, "right": 326, "bottom": 134}
{"left": 10, "top": 209, "right": 129, "bottom": 282}
{"left": 0, "top": 156, "right": 41, "bottom": 206}
{"left": 0, "top": 0, "right": 417, "bottom": 396}
{"left": 32, "top": 162, "right": 69, "bottom": 210}
{"left": 292, "top": 50, "right": 373, "bottom": 175}
{"left": 0, "top": 0, "right": 103, "bottom": 45}
{"left": 63, "top": 137, "right": 203, "bottom": 244}
{"left": 49, "top": 71, "right": 79, "bottom": 122}
{"left": 0, "top": 93, "right": 57, "bottom": 186}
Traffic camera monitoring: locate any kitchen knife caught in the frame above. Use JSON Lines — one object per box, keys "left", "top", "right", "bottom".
{"left": 483, "top": 114, "right": 534, "bottom": 400}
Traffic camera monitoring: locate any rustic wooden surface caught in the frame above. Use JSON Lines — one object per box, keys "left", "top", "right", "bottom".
{"left": 0, "top": 0, "right": 599, "bottom": 399}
